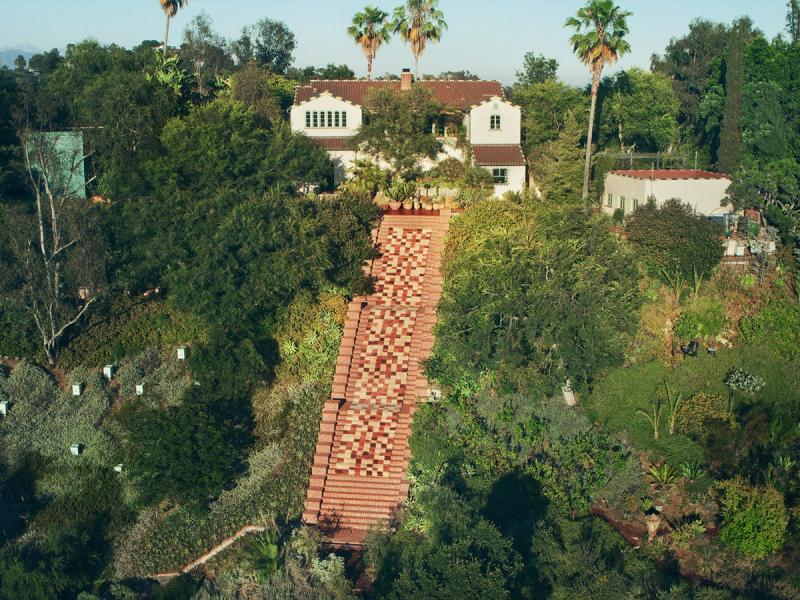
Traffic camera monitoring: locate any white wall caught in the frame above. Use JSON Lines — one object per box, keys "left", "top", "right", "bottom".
{"left": 483, "top": 165, "right": 525, "bottom": 196}
{"left": 467, "top": 98, "right": 521, "bottom": 145}
{"left": 329, "top": 150, "right": 357, "bottom": 185}
{"left": 290, "top": 93, "right": 361, "bottom": 137}
{"left": 418, "top": 140, "right": 465, "bottom": 171}
{"left": 602, "top": 174, "right": 733, "bottom": 217}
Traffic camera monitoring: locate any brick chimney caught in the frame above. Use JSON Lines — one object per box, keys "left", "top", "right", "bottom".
{"left": 400, "top": 68, "right": 413, "bottom": 91}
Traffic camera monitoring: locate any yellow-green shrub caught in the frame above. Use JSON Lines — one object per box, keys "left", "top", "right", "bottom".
{"left": 59, "top": 299, "right": 207, "bottom": 369}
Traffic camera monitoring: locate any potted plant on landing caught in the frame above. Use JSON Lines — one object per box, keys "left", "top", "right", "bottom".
{"left": 385, "top": 178, "right": 404, "bottom": 209}
{"left": 386, "top": 178, "right": 417, "bottom": 210}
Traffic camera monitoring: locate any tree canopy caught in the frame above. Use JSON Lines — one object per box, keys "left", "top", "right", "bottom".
{"left": 625, "top": 198, "right": 724, "bottom": 281}
{"left": 352, "top": 86, "right": 442, "bottom": 179}
{"left": 431, "top": 198, "right": 641, "bottom": 391}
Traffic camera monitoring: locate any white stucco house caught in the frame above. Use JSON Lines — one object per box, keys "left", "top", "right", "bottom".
{"left": 290, "top": 70, "right": 526, "bottom": 195}
{"left": 602, "top": 169, "right": 734, "bottom": 217}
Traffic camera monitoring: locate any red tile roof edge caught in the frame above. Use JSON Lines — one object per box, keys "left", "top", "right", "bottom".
{"left": 609, "top": 169, "right": 731, "bottom": 181}
{"left": 309, "top": 136, "right": 353, "bottom": 151}
{"left": 472, "top": 144, "right": 527, "bottom": 167}
{"left": 293, "top": 79, "right": 506, "bottom": 110}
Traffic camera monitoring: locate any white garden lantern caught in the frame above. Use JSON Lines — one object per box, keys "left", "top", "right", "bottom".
{"left": 135, "top": 383, "right": 145, "bottom": 396}
{"left": 177, "top": 346, "right": 187, "bottom": 361}
{"left": 72, "top": 383, "right": 83, "bottom": 396}
{"left": 103, "top": 364, "right": 114, "bottom": 380}
{"left": 114, "top": 463, "right": 123, "bottom": 473}
{"left": 70, "top": 443, "right": 83, "bottom": 456}
{"left": 0, "top": 400, "right": 9, "bottom": 417}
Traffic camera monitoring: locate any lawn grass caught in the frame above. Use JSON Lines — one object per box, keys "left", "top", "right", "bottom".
{"left": 586, "top": 346, "right": 800, "bottom": 467}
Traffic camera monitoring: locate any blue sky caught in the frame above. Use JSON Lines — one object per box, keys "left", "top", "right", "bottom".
{"left": 0, "top": 0, "right": 789, "bottom": 85}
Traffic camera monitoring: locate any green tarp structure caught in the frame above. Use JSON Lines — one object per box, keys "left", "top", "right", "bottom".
{"left": 24, "top": 130, "right": 87, "bottom": 200}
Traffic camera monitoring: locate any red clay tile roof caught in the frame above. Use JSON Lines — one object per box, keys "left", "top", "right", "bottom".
{"left": 472, "top": 144, "right": 526, "bottom": 167}
{"left": 294, "top": 79, "right": 505, "bottom": 110}
{"left": 610, "top": 169, "right": 730, "bottom": 180}
{"left": 310, "top": 137, "right": 353, "bottom": 151}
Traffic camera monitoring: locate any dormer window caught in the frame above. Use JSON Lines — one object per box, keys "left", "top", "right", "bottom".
{"left": 305, "top": 110, "right": 347, "bottom": 129}
{"left": 490, "top": 114, "right": 501, "bottom": 130}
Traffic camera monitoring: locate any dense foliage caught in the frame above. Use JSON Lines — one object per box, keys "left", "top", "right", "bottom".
{"left": 717, "top": 478, "right": 787, "bottom": 559}
{"left": 2, "top": 4, "right": 800, "bottom": 598}
{"left": 431, "top": 197, "right": 641, "bottom": 391}
{"left": 626, "top": 199, "right": 725, "bottom": 281}
{"left": 352, "top": 86, "right": 442, "bottom": 179}
{"left": 0, "top": 20, "right": 379, "bottom": 597}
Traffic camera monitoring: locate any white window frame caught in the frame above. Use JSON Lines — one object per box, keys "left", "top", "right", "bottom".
{"left": 308, "top": 110, "right": 347, "bottom": 128}
{"left": 620, "top": 196, "right": 626, "bottom": 211}
{"left": 606, "top": 193, "right": 613, "bottom": 207}
{"left": 490, "top": 114, "right": 501, "bottom": 130}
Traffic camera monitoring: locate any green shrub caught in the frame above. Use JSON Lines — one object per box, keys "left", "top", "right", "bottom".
{"left": 120, "top": 384, "right": 252, "bottom": 506}
{"left": 59, "top": 299, "right": 208, "bottom": 369}
{"left": 0, "top": 299, "right": 38, "bottom": 360}
{"left": 114, "top": 347, "right": 189, "bottom": 410}
{"left": 740, "top": 302, "right": 800, "bottom": 361}
{"left": 114, "top": 383, "right": 327, "bottom": 576}
{"left": 674, "top": 393, "right": 735, "bottom": 442}
{"left": 673, "top": 298, "right": 725, "bottom": 342}
{"left": 626, "top": 198, "right": 724, "bottom": 281}
{"left": 274, "top": 291, "right": 347, "bottom": 385}
{"left": 432, "top": 157, "right": 466, "bottom": 184}
{"left": 113, "top": 445, "right": 283, "bottom": 577}
{"left": 717, "top": 478, "right": 787, "bottom": 559}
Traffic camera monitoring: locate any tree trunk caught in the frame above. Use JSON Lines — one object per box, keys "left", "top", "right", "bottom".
{"left": 44, "top": 345, "right": 55, "bottom": 367}
{"left": 367, "top": 55, "right": 373, "bottom": 80}
{"left": 163, "top": 14, "right": 171, "bottom": 56}
{"left": 581, "top": 66, "right": 602, "bottom": 202}
{"left": 414, "top": 54, "right": 419, "bottom": 79}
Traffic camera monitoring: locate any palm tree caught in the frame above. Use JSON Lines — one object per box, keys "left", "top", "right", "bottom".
{"left": 565, "top": 0, "right": 632, "bottom": 201}
{"left": 160, "top": 0, "right": 188, "bottom": 56}
{"left": 392, "top": 0, "right": 447, "bottom": 78}
{"left": 348, "top": 6, "right": 391, "bottom": 80}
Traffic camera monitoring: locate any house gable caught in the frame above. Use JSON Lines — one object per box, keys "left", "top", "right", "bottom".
{"left": 467, "top": 97, "right": 521, "bottom": 145}
{"left": 289, "top": 92, "right": 362, "bottom": 138}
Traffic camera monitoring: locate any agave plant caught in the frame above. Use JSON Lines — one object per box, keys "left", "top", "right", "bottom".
{"left": 778, "top": 454, "right": 796, "bottom": 474}
{"left": 678, "top": 460, "right": 705, "bottom": 481}
{"left": 386, "top": 178, "right": 417, "bottom": 207}
{"left": 245, "top": 530, "right": 282, "bottom": 581}
{"left": 649, "top": 463, "right": 677, "bottom": 486}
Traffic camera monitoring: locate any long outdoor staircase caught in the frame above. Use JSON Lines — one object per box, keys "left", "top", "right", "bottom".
{"left": 303, "top": 209, "right": 452, "bottom": 546}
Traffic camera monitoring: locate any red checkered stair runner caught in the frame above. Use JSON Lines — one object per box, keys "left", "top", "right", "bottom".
{"left": 303, "top": 210, "right": 451, "bottom": 546}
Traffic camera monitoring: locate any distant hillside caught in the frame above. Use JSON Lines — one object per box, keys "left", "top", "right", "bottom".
{"left": 0, "top": 45, "right": 41, "bottom": 68}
